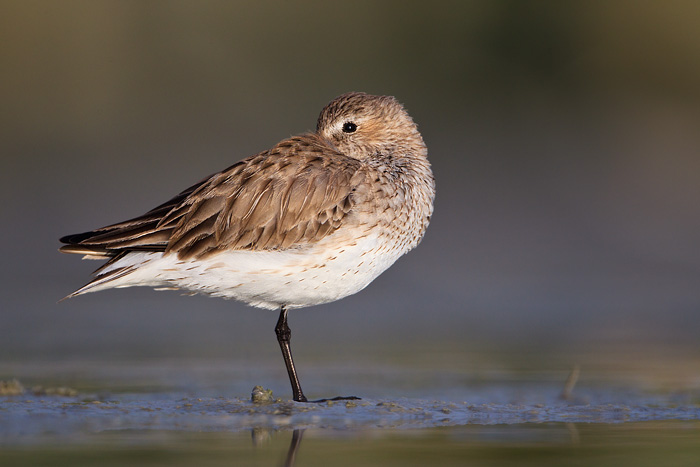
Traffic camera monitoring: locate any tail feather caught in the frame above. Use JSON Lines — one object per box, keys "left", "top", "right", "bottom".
{"left": 61, "top": 265, "right": 137, "bottom": 300}
{"left": 58, "top": 168, "right": 216, "bottom": 300}
{"left": 60, "top": 250, "right": 161, "bottom": 300}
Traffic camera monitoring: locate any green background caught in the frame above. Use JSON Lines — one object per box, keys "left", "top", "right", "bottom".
{"left": 2, "top": 0, "right": 699, "bottom": 384}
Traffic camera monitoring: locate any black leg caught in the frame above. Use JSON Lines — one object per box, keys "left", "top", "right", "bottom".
{"left": 275, "top": 306, "right": 308, "bottom": 402}
{"left": 275, "top": 306, "right": 361, "bottom": 403}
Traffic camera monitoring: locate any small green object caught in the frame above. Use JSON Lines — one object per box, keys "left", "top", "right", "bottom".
{"left": 251, "top": 385, "right": 274, "bottom": 403}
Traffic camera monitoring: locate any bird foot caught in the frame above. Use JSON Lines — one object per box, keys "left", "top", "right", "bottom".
{"left": 304, "top": 395, "right": 361, "bottom": 403}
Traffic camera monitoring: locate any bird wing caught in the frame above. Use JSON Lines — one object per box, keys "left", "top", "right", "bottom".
{"left": 60, "top": 134, "right": 364, "bottom": 260}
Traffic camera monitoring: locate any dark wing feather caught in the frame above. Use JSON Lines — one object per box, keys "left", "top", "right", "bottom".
{"left": 58, "top": 171, "right": 215, "bottom": 256}
{"left": 60, "top": 134, "right": 364, "bottom": 260}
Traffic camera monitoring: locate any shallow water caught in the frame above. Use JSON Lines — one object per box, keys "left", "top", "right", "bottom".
{"left": 3, "top": 391, "right": 699, "bottom": 438}
{"left": 2, "top": 358, "right": 699, "bottom": 466}
{"left": 2, "top": 416, "right": 700, "bottom": 466}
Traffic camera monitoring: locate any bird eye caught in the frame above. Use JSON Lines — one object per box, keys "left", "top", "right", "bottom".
{"left": 342, "top": 122, "right": 357, "bottom": 133}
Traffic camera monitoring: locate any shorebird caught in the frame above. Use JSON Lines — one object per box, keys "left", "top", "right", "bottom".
{"left": 60, "top": 92, "right": 435, "bottom": 402}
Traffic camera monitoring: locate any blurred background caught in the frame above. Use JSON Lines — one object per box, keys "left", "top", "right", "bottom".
{"left": 1, "top": 1, "right": 699, "bottom": 395}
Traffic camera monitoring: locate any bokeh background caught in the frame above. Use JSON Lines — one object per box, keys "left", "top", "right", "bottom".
{"left": 2, "top": 1, "right": 699, "bottom": 394}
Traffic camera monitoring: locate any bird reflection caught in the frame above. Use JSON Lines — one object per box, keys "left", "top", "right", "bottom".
{"left": 282, "top": 429, "right": 305, "bottom": 467}
{"left": 250, "top": 428, "right": 305, "bottom": 467}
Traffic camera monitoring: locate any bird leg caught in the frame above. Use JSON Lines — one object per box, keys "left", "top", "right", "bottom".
{"left": 275, "top": 306, "right": 360, "bottom": 403}
{"left": 275, "top": 306, "right": 308, "bottom": 402}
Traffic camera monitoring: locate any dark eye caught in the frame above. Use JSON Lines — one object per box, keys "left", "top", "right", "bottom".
{"left": 342, "top": 122, "right": 357, "bottom": 133}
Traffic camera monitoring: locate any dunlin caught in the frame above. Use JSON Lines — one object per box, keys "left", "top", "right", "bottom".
{"left": 60, "top": 92, "right": 435, "bottom": 402}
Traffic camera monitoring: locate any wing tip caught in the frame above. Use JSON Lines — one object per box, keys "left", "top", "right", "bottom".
{"left": 58, "top": 244, "right": 111, "bottom": 258}
{"left": 60, "top": 231, "right": 102, "bottom": 245}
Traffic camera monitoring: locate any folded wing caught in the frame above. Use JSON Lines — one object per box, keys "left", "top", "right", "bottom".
{"left": 60, "top": 134, "right": 363, "bottom": 260}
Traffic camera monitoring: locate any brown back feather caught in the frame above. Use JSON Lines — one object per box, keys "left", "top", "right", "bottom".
{"left": 60, "top": 134, "right": 364, "bottom": 260}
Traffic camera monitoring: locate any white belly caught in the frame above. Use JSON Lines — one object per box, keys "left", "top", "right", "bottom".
{"left": 93, "top": 232, "right": 406, "bottom": 310}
